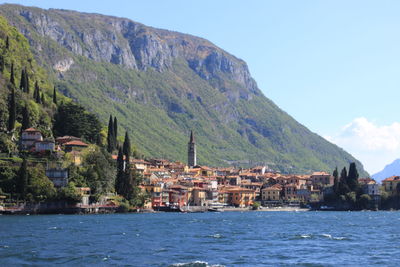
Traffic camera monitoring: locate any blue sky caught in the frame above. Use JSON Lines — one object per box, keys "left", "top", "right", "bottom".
{"left": 2, "top": 0, "right": 400, "bottom": 174}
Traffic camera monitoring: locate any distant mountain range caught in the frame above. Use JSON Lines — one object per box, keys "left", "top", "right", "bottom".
{"left": 0, "top": 4, "right": 368, "bottom": 175}
{"left": 372, "top": 159, "right": 400, "bottom": 182}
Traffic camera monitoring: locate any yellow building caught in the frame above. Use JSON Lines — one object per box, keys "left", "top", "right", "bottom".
{"left": 225, "top": 187, "right": 255, "bottom": 207}
{"left": 192, "top": 187, "right": 207, "bottom": 206}
{"left": 261, "top": 184, "right": 282, "bottom": 202}
{"left": 382, "top": 176, "right": 400, "bottom": 192}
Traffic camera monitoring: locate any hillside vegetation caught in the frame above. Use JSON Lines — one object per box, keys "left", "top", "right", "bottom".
{"left": 0, "top": 16, "right": 142, "bottom": 207}
{"left": 0, "top": 4, "right": 368, "bottom": 175}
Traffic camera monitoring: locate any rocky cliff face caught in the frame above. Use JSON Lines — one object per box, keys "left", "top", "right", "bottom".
{"left": 12, "top": 6, "right": 256, "bottom": 98}
{"left": 0, "top": 4, "right": 368, "bottom": 175}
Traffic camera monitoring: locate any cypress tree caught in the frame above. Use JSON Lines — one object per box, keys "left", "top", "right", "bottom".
{"left": 21, "top": 104, "right": 30, "bottom": 130}
{"left": 25, "top": 72, "right": 30, "bottom": 94}
{"left": 52, "top": 86, "right": 57, "bottom": 104}
{"left": 33, "top": 81, "right": 38, "bottom": 100}
{"left": 17, "top": 158, "right": 29, "bottom": 199}
{"left": 41, "top": 92, "right": 45, "bottom": 105}
{"left": 10, "top": 62, "right": 15, "bottom": 86}
{"left": 347, "top": 162, "right": 359, "bottom": 192}
{"left": 113, "top": 117, "right": 118, "bottom": 145}
{"left": 7, "top": 87, "right": 16, "bottom": 132}
{"left": 333, "top": 167, "right": 339, "bottom": 194}
{"left": 107, "top": 115, "right": 114, "bottom": 153}
{"left": 123, "top": 131, "right": 131, "bottom": 160}
{"left": 19, "top": 69, "right": 26, "bottom": 91}
{"left": 0, "top": 55, "right": 4, "bottom": 73}
{"left": 5, "top": 36, "right": 9, "bottom": 50}
{"left": 34, "top": 81, "right": 41, "bottom": 103}
{"left": 338, "top": 167, "right": 350, "bottom": 195}
{"left": 115, "top": 147, "right": 125, "bottom": 195}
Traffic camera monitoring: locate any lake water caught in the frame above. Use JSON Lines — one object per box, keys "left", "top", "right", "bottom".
{"left": 0, "top": 211, "right": 399, "bottom": 266}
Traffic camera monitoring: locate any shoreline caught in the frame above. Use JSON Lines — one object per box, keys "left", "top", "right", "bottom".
{"left": 221, "top": 207, "right": 310, "bottom": 212}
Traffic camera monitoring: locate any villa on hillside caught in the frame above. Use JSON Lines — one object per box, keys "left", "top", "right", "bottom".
{"left": 20, "top": 128, "right": 43, "bottom": 150}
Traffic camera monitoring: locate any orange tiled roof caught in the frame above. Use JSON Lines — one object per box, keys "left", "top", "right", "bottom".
{"left": 64, "top": 140, "right": 88, "bottom": 147}
{"left": 24, "top": 127, "right": 40, "bottom": 132}
{"left": 382, "top": 176, "right": 400, "bottom": 182}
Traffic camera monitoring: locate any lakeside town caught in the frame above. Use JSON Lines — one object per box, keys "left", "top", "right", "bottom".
{"left": 1, "top": 124, "right": 397, "bottom": 214}
{"left": 1, "top": 11, "right": 397, "bottom": 215}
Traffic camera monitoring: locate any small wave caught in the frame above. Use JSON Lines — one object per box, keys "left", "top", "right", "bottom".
{"left": 48, "top": 226, "right": 59, "bottom": 230}
{"left": 320, "top": 234, "right": 348, "bottom": 240}
{"left": 290, "top": 234, "right": 313, "bottom": 240}
{"left": 332, "top": 236, "right": 348, "bottom": 240}
{"left": 154, "top": 248, "right": 168, "bottom": 253}
{"left": 209, "top": 234, "right": 223, "bottom": 239}
{"left": 169, "top": 261, "right": 225, "bottom": 267}
{"left": 321, "top": 234, "right": 332, "bottom": 239}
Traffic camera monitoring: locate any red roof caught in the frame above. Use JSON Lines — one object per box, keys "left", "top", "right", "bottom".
{"left": 382, "top": 176, "right": 400, "bottom": 182}
{"left": 24, "top": 127, "right": 40, "bottom": 132}
{"left": 64, "top": 140, "right": 88, "bottom": 147}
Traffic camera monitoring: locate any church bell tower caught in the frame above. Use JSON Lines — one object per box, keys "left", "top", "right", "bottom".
{"left": 188, "top": 130, "right": 196, "bottom": 167}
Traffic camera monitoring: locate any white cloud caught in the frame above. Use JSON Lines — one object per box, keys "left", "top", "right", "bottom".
{"left": 326, "top": 117, "right": 400, "bottom": 175}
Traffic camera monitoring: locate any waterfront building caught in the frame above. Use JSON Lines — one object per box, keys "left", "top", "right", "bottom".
{"left": 225, "top": 186, "right": 255, "bottom": 207}
{"left": 261, "top": 184, "right": 282, "bottom": 204}
{"left": 359, "top": 178, "right": 381, "bottom": 202}
{"left": 382, "top": 176, "right": 400, "bottom": 192}
{"left": 310, "top": 172, "right": 334, "bottom": 188}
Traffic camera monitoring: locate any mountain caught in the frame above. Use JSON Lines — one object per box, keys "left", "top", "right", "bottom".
{"left": 0, "top": 14, "right": 56, "bottom": 138}
{"left": 0, "top": 4, "right": 368, "bottom": 175}
{"left": 372, "top": 159, "right": 400, "bottom": 182}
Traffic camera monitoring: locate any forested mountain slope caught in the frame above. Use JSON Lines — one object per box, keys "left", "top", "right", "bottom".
{"left": 0, "top": 4, "right": 367, "bottom": 175}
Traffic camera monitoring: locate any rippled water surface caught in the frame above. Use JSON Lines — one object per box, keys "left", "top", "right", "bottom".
{"left": 1, "top": 211, "right": 399, "bottom": 266}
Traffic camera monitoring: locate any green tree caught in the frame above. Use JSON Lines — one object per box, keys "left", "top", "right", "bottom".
{"left": 19, "top": 68, "right": 26, "bottom": 91}
{"left": 34, "top": 81, "right": 41, "bottom": 104}
{"left": 53, "top": 102, "right": 102, "bottom": 143}
{"left": 41, "top": 93, "right": 45, "bottom": 106}
{"left": 0, "top": 165, "right": 17, "bottom": 193}
{"left": 52, "top": 86, "right": 57, "bottom": 105}
{"left": 347, "top": 162, "right": 359, "bottom": 192}
{"left": 25, "top": 71, "right": 30, "bottom": 94}
{"left": 21, "top": 104, "right": 30, "bottom": 130}
{"left": 57, "top": 182, "right": 82, "bottom": 203}
{"left": 81, "top": 146, "right": 115, "bottom": 195}
{"left": 5, "top": 36, "right": 9, "bottom": 49}
{"left": 358, "top": 194, "right": 371, "bottom": 210}
{"left": 9, "top": 62, "right": 15, "bottom": 86}
{"left": 7, "top": 87, "right": 16, "bottom": 132}
{"left": 16, "top": 158, "right": 29, "bottom": 198}
{"left": 115, "top": 147, "right": 124, "bottom": 195}
{"left": 123, "top": 131, "right": 131, "bottom": 159}
{"left": 0, "top": 133, "right": 16, "bottom": 155}
{"left": 127, "top": 170, "right": 147, "bottom": 207}
{"left": 107, "top": 115, "right": 114, "bottom": 153}
{"left": 345, "top": 191, "right": 357, "bottom": 207}
{"left": 113, "top": 116, "right": 118, "bottom": 145}
{"left": 27, "top": 165, "right": 56, "bottom": 202}
{"left": 338, "top": 167, "right": 349, "bottom": 195}
{"left": 333, "top": 167, "right": 339, "bottom": 194}
{"left": 0, "top": 55, "right": 4, "bottom": 73}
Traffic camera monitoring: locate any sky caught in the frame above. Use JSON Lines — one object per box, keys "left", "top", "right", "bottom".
{"left": 2, "top": 0, "right": 400, "bottom": 174}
